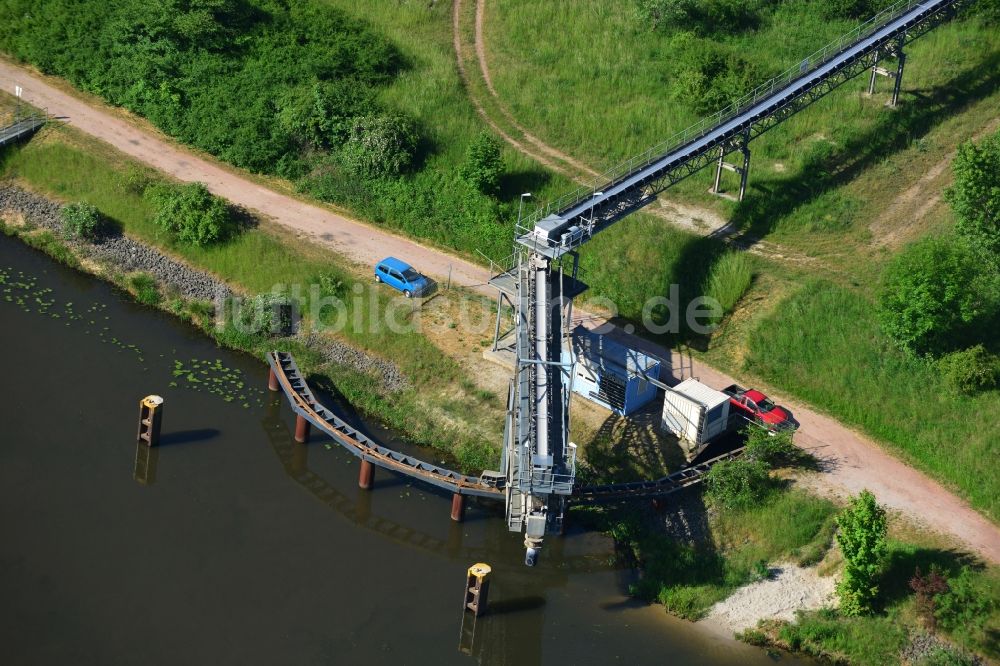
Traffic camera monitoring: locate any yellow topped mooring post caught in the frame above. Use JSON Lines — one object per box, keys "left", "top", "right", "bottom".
{"left": 137, "top": 395, "right": 164, "bottom": 447}
{"left": 463, "top": 563, "right": 491, "bottom": 617}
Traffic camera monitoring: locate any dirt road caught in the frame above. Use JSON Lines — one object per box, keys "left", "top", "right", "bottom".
{"left": 2, "top": 60, "right": 997, "bottom": 564}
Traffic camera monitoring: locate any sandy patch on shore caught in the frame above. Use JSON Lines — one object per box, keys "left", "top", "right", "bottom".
{"left": 699, "top": 563, "right": 837, "bottom": 635}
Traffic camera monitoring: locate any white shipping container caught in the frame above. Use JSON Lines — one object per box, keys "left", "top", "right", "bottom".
{"left": 661, "top": 378, "right": 731, "bottom": 460}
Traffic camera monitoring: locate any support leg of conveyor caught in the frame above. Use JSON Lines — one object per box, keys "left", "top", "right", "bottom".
{"left": 294, "top": 414, "right": 310, "bottom": 443}
{"left": 358, "top": 459, "right": 374, "bottom": 489}
{"left": 738, "top": 143, "right": 751, "bottom": 202}
{"left": 712, "top": 145, "right": 725, "bottom": 193}
{"left": 891, "top": 46, "right": 906, "bottom": 107}
{"left": 451, "top": 493, "right": 466, "bottom": 522}
{"left": 868, "top": 49, "right": 880, "bottom": 95}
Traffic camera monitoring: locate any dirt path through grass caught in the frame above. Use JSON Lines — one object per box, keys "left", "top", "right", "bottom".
{"left": 2, "top": 58, "right": 997, "bottom": 564}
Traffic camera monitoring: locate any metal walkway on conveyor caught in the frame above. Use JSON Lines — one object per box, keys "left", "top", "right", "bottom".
{"left": 0, "top": 115, "right": 45, "bottom": 148}
{"left": 517, "top": 0, "right": 973, "bottom": 258}
{"left": 267, "top": 351, "right": 504, "bottom": 500}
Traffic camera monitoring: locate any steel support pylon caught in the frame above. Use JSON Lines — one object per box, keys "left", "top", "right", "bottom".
{"left": 493, "top": 247, "right": 578, "bottom": 566}
{"left": 868, "top": 35, "right": 907, "bottom": 106}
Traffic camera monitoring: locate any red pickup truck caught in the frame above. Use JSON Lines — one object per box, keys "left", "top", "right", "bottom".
{"left": 722, "top": 384, "right": 797, "bottom": 431}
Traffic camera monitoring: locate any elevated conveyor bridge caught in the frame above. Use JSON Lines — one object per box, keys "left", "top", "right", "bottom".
{"left": 515, "top": 0, "right": 973, "bottom": 259}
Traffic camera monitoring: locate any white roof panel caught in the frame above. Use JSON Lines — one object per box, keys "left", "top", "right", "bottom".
{"left": 672, "top": 378, "right": 729, "bottom": 409}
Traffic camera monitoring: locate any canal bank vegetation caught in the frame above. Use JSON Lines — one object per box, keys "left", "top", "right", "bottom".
{"left": 579, "top": 428, "right": 838, "bottom": 620}
{"left": 583, "top": 440, "right": 1000, "bottom": 665}
{"left": 0, "top": 120, "right": 507, "bottom": 473}
{"left": 740, "top": 531, "right": 1000, "bottom": 665}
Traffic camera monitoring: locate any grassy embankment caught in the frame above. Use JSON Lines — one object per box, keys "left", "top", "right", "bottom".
{"left": 485, "top": 1, "right": 1000, "bottom": 521}
{"left": 0, "top": 118, "right": 506, "bottom": 472}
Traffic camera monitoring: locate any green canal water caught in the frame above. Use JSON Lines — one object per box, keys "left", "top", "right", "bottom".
{"left": 0, "top": 235, "right": 807, "bottom": 665}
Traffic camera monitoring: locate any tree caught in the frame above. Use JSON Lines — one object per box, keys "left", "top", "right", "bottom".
{"left": 460, "top": 131, "right": 504, "bottom": 195}
{"left": 835, "top": 490, "right": 887, "bottom": 616}
{"left": 877, "top": 236, "right": 987, "bottom": 357}
{"left": 149, "top": 182, "right": 238, "bottom": 246}
{"left": 338, "top": 114, "right": 418, "bottom": 180}
{"left": 60, "top": 202, "right": 101, "bottom": 240}
{"left": 946, "top": 130, "right": 1000, "bottom": 262}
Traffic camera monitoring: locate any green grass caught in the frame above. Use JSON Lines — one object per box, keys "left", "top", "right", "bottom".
{"left": 744, "top": 280, "right": 1000, "bottom": 520}
{"left": 302, "top": 0, "right": 572, "bottom": 263}
{"left": 486, "top": 2, "right": 995, "bottom": 177}
{"left": 770, "top": 608, "right": 911, "bottom": 665}
{"left": 126, "top": 273, "right": 162, "bottom": 306}
{"left": 704, "top": 250, "right": 754, "bottom": 318}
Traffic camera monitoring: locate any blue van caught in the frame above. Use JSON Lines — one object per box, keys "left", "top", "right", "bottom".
{"left": 374, "top": 257, "right": 430, "bottom": 298}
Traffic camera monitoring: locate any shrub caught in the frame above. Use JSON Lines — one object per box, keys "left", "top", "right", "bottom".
{"left": 736, "top": 628, "right": 770, "bottom": 647}
{"left": 460, "top": 131, "right": 504, "bottom": 195}
{"left": 750, "top": 559, "right": 771, "bottom": 582}
{"left": 704, "top": 457, "right": 773, "bottom": 509}
{"left": 822, "top": 0, "right": 875, "bottom": 19}
{"left": 877, "top": 237, "right": 986, "bottom": 357}
{"left": 636, "top": 0, "right": 761, "bottom": 35}
{"left": 973, "top": 0, "right": 1000, "bottom": 23}
{"left": 233, "top": 293, "right": 297, "bottom": 338}
{"left": 704, "top": 250, "right": 753, "bottom": 320}
{"left": 0, "top": 1, "right": 404, "bottom": 177}
{"left": 946, "top": 129, "right": 1000, "bottom": 261}
{"left": 127, "top": 273, "right": 162, "bottom": 306}
{"left": 835, "top": 490, "right": 887, "bottom": 616}
{"left": 60, "top": 201, "right": 101, "bottom": 240}
{"left": 670, "top": 33, "right": 772, "bottom": 113}
{"left": 338, "top": 114, "right": 418, "bottom": 180}
{"left": 119, "top": 167, "right": 152, "bottom": 195}
{"left": 919, "top": 646, "right": 980, "bottom": 666}
{"left": 938, "top": 345, "right": 1000, "bottom": 395}
{"left": 744, "top": 424, "right": 799, "bottom": 466}
{"left": 935, "top": 566, "right": 994, "bottom": 638}
{"left": 149, "top": 182, "right": 238, "bottom": 246}
{"left": 822, "top": 0, "right": 897, "bottom": 20}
